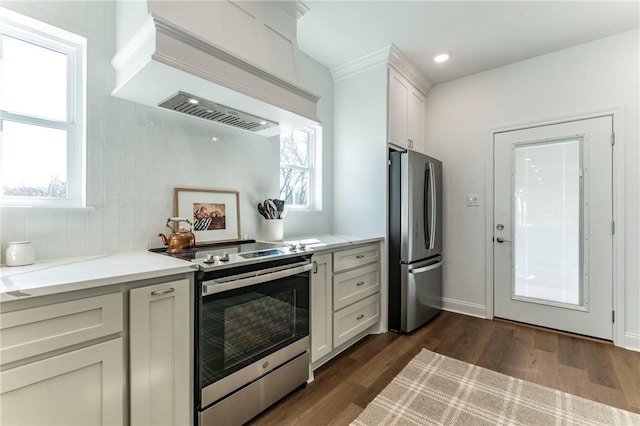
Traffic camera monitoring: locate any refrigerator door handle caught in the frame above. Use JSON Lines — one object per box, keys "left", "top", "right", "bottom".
{"left": 429, "top": 161, "right": 437, "bottom": 250}
{"left": 409, "top": 260, "right": 444, "bottom": 274}
{"left": 424, "top": 163, "right": 431, "bottom": 249}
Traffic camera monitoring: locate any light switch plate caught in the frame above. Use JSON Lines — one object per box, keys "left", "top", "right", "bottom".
{"left": 467, "top": 195, "right": 480, "bottom": 207}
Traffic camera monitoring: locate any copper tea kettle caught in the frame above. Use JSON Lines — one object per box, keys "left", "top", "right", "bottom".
{"left": 158, "top": 217, "right": 196, "bottom": 253}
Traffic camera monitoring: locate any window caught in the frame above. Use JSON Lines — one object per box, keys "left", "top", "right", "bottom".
{"left": 279, "top": 127, "right": 321, "bottom": 210}
{"left": 0, "top": 8, "right": 86, "bottom": 207}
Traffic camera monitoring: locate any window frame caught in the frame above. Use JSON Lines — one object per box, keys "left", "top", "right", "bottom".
{"left": 0, "top": 8, "right": 86, "bottom": 208}
{"left": 279, "top": 126, "right": 322, "bottom": 211}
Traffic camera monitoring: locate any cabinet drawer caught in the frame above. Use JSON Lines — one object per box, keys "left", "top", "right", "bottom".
{"left": 333, "top": 294, "right": 380, "bottom": 348}
{"left": 1, "top": 293, "right": 123, "bottom": 365}
{"left": 333, "top": 263, "right": 380, "bottom": 311}
{"left": 333, "top": 243, "right": 380, "bottom": 273}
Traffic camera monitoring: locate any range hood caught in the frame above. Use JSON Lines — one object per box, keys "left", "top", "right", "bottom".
{"left": 111, "top": 4, "right": 320, "bottom": 137}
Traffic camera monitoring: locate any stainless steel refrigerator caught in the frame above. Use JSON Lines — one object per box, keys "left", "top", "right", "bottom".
{"left": 388, "top": 148, "right": 443, "bottom": 333}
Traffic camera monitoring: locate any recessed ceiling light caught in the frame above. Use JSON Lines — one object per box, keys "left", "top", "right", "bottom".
{"left": 188, "top": 98, "right": 199, "bottom": 104}
{"left": 259, "top": 121, "right": 267, "bottom": 125}
{"left": 434, "top": 53, "right": 450, "bottom": 63}
{"left": 212, "top": 137, "right": 218, "bottom": 142}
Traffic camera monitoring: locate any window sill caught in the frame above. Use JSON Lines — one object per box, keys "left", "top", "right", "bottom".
{"left": 0, "top": 205, "right": 96, "bottom": 212}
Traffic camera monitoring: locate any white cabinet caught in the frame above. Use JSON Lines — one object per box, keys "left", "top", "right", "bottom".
{"left": 310, "top": 242, "right": 381, "bottom": 368}
{"left": 1, "top": 339, "right": 124, "bottom": 426}
{"left": 388, "top": 67, "right": 426, "bottom": 152}
{"left": 331, "top": 244, "right": 381, "bottom": 349}
{"left": 0, "top": 294, "right": 124, "bottom": 426}
{"left": 130, "top": 279, "right": 191, "bottom": 426}
{"left": 311, "top": 253, "right": 333, "bottom": 363}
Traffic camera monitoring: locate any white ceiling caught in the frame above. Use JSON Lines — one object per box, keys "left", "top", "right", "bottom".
{"left": 297, "top": 1, "right": 640, "bottom": 85}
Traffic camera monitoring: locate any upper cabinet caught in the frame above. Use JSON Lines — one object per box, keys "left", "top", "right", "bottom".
{"left": 388, "top": 67, "right": 426, "bottom": 152}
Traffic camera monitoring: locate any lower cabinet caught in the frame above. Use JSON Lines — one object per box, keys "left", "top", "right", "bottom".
{"left": 0, "top": 293, "right": 125, "bottom": 426}
{"left": 1, "top": 339, "right": 124, "bottom": 426}
{"left": 0, "top": 275, "right": 193, "bottom": 426}
{"left": 310, "top": 253, "right": 333, "bottom": 363}
{"left": 129, "top": 279, "right": 191, "bottom": 426}
{"left": 311, "top": 242, "right": 381, "bottom": 368}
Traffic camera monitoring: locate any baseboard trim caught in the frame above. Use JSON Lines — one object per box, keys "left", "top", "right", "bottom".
{"left": 442, "top": 297, "right": 487, "bottom": 319}
{"left": 624, "top": 333, "right": 640, "bottom": 352}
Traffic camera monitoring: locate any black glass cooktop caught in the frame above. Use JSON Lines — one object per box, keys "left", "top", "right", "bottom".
{"left": 238, "top": 248, "right": 284, "bottom": 258}
{"left": 149, "top": 240, "right": 283, "bottom": 261}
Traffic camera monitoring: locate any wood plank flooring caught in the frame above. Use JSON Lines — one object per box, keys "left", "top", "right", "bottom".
{"left": 250, "top": 311, "right": 640, "bottom": 425}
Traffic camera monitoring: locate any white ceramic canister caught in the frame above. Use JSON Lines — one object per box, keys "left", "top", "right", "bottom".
{"left": 5, "top": 241, "right": 35, "bottom": 266}
{"left": 262, "top": 219, "right": 284, "bottom": 242}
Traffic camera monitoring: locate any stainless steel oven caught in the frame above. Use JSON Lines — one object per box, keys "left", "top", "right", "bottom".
{"left": 195, "top": 253, "right": 312, "bottom": 426}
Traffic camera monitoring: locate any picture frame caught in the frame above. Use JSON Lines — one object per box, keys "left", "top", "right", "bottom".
{"left": 174, "top": 187, "right": 241, "bottom": 244}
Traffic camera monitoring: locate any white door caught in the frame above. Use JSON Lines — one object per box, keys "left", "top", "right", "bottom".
{"left": 493, "top": 116, "right": 613, "bottom": 340}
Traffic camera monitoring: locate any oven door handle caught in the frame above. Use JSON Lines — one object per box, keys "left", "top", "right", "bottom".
{"left": 202, "top": 262, "right": 313, "bottom": 295}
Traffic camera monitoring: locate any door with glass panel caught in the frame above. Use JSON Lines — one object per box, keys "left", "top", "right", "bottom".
{"left": 493, "top": 116, "right": 613, "bottom": 340}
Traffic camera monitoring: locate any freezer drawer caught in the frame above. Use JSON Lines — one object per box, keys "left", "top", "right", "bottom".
{"left": 399, "top": 257, "right": 442, "bottom": 333}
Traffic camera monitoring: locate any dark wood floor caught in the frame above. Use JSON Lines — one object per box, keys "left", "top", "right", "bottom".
{"left": 250, "top": 311, "right": 640, "bottom": 425}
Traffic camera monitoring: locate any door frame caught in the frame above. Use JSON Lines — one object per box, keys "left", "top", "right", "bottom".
{"left": 484, "top": 107, "right": 625, "bottom": 347}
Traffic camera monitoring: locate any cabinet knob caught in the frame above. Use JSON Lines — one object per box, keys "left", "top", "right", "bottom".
{"left": 356, "top": 254, "right": 365, "bottom": 259}
{"left": 356, "top": 281, "right": 365, "bottom": 286}
{"left": 356, "top": 314, "right": 365, "bottom": 320}
{"left": 313, "top": 261, "right": 318, "bottom": 274}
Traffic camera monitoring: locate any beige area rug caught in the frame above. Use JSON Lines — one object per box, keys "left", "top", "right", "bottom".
{"left": 352, "top": 349, "right": 640, "bottom": 426}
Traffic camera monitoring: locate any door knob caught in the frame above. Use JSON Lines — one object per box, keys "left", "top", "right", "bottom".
{"left": 496, "top": 237, "right": 511, "bottom": 243}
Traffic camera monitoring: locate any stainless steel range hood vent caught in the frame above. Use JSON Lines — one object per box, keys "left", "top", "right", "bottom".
{"left": 159, "top": 92, "right": 278, "bottom": 133}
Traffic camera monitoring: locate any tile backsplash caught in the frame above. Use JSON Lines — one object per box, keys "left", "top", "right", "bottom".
{"left": 1, "top": 96, "right": 284, "bottom": 262}
{"left": 0, "top": 0, "right": 333, "bottom": 263}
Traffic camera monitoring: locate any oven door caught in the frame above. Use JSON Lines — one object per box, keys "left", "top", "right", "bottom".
{"left": 198, "top": 260, "right": 311, "bottom": 409}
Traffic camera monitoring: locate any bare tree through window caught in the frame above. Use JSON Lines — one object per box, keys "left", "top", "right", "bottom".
{"left": 280, "top": 129, "right": 314, "bottom": 206}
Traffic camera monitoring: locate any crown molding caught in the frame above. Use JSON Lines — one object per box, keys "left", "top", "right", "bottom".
{"left": 330, "top": 46, "right": 391, "bottom": 82}
{"left": 387, "top": 44, "right": 433, "bottom": 95}
{"left": 275, "top": 1, "right": 309, "bottom": 20}
{"left": 330, "top": 43, "right": 432, "bottom": 94}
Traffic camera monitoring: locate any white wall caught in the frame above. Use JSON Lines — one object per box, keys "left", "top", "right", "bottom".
{"left": 424, "top": 29, "right": 639, "bottom": 348}
{"left": 284, "top": 52, "right": 334, "bottom": 237}
{"left": 333, "top": 64, "right": 388, "bottom": 237}
{"left": 0, "top": 1, "right": 334, "bottom": 261}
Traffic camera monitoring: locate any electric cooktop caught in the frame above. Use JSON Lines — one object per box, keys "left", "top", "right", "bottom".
{"left": 149, "top": 239, "right": 311, "bottom": 271}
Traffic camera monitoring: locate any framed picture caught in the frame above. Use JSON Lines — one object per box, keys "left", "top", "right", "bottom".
{"left": 174, "top": 187, "right": 241, "bottom": 244}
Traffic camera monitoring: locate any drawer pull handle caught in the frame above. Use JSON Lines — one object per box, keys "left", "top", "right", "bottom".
{"left": 356, "top": 314, "right": 365, "bottom": 320}
{"left": 356, "top": 281, "right": 365, "bottom": 286}
{"left": 151, "top": 288, "right": 175, "bottom": 296}
{"left": 356, "top": 255, "right": 365, "bottom": 259}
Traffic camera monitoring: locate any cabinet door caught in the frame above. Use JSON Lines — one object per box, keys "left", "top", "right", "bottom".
{"left": 130, "top": 280, "right": 191, "bottom": 426}
{"left": 388, "top": 68, "right": 409, "bottom": 148}
{"left": 1, "top": 338, "right": 123, "bottom": 426}
{"left": 310, "top": 254, "right": 332, "bottom": 363}
{"left": 408, "top": 88, "right": 425, "bottom": 153}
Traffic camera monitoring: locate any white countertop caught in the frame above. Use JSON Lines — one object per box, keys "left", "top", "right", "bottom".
{"left": 284, "top": 234, "right": 384, "bottom": 252}
{"left": 0, "top": 251, "right": 198, "bottom": 302}
{"left": 0, "top": 234, "right": 383, "bottom": 302}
